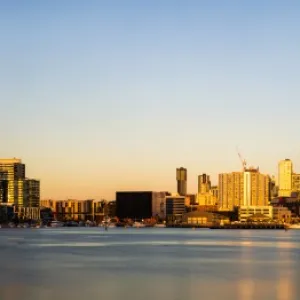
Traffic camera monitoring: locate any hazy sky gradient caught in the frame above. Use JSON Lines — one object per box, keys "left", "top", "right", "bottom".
{"left": 1, "top": 1, "right": 300, "bottom": 199}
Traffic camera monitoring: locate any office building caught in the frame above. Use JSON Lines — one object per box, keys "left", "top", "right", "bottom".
{"left": 0, "top": 172, "right": 8, "bottom": 204}
{"left": 152, "top": 192, "right": 168, "bottom": 219}
{"left": 198, "top": 174, "right": 211, "bottom": 193}
{"left": 0, "top": 158, "right": 25, "bottom": 204}
{"left": 116, "top": 191, "right": 168, "bottom": 220}
{"left": 278, "top": 159, "right": 293, "bottom": 197}
{"left": 0, "top": 158, "right": 40, "bottom": 219}
{"left": 24, "top": 179, "right": 40, "bottom": 207}
{"left": 176, "top": 167, "right": 187, "bottom": 196}
{"left": 166, "top": 195, "right": 186, "bottom": 220}
{"left": 218, "top": 168, "right": 270, "bottom": 210}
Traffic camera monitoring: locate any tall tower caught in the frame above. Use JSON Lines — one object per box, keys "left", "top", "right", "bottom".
{"left": 278, "top": 159, "right": 293, "bottom": 197}
{"left": 176, "top": 167, "right": 187, "bottom": 196}
{"left": 198, "top": 174, "right": 211, "bottom": 193}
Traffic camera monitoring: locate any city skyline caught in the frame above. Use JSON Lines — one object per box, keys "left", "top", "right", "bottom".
{"left": 1, "top": 1, "right": 300, "bottom": 199}
{"left": 2, "top": 155, "right": 298, "bottom": 201}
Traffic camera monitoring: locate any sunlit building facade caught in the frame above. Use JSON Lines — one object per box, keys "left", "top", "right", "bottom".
{"left": 176, "top": 167, "right": 187, "bottom": 196}
{"left": 292, "top": 173, "right": 300, "bottom": 193}
{"left": 219, "top": 169, "right": 269, "bottom": 210}
{"left": 278, "top": 159, "right": 293, "bottom": 197}
{"left": 0, "top": 158, "right": 40, "bottom": 218}
{"left": 0, "top": 158, "right": 25, "bottom": 204}
{"left": 198, "top": 174, "right": 211, "bottom": 194}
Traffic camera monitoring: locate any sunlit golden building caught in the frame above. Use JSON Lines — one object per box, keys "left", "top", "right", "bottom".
{"left": 176, "top": 167, "right": 187, "bottom": 196}
{"left": 218, "top": 168, "right": 269, "bottom": 210}
{"left": 0, "top": 158, "right": 40, "bottom": 207}
{"left": 278, "top": 159, "right": 293, "bottom": 197}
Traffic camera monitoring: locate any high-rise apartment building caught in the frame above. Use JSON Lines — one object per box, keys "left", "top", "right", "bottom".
{"left": 218, "top": 169, "right": 269, "bottom": 210}
{"left": 24, "top": 179, "right": 40, "bottom": 207}
{"left": 176, "top": 167, "right": 187, "bottom": 196}
{"left": 278, "top": 159, "right": 293, "bottom": 197}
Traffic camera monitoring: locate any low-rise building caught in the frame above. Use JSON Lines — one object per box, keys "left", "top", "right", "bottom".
{"left": 182, "top": 211, "right": 230, "bottom": 226}
{"left": 270, "top": 197, "right": 300, "bottom": 217}
{"left": 239, "top": 206, "right": 273, "bottom": 222}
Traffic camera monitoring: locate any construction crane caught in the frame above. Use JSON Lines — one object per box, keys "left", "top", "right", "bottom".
{"left": 236, "top": 147, "right": 247, "bottom": 171}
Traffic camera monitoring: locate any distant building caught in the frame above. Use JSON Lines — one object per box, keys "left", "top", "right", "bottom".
{"left": 182, "top": 211, "right": 230, "bottom": 226}
{"left": 0, "top": 158, "right": 40, "bottom": 219}
{"left": 269, "top": 175, "right": 278, "bottom": 201}
{"left": 116, "top": 191, "right": 168, "bottom": 220}
{"left": 0, "top": 158, "right": 25, "bottom": 204}
{"left": 278, "top": 159, "right": 293, "bottom": 197}
{"left": 211, "top": 186, "right": 219, "bottom": 199}
{"left": 218, "top": 168, "right": 269, "bottom": 210}
{"left": 238, "top": 206, "right": 273, "bottom": 222}
{"left": 176, "top": 167, "right": 187, "bottom": 196}
{"left": 198, "top": 174, "right": 211, "bottom": 194}
{"left": 166, "top": 195, "right": 185, "bottom": 221}
{"left": 270, "top": 197, "right": 300, "bottom": 217}
{"left": 54, "top": 199, "right": 95, "bottom": 221}
{"left": 185, "top": 194, "right": 197, "bottom": 206}
{"left": 197, "top": 173, "right": 217, "bottom": 206}
{"left": 152, "top": 192, "right": 168, "bottom": 219}
{"left": 272, "top": 207, "right": 291, "bottom": 222}
{"left": 24, "top": 179, "right": 40, "bottom": 207}
{"left": 292, "top": 173, "right": 300, "bottom": 193}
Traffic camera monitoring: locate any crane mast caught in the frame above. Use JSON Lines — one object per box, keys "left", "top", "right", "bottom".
{"left": 236, "top": 147, "right": 247, "bottom": 171}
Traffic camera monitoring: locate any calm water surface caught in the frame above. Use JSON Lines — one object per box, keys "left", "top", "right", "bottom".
{"left": 0, "top": 228, "right": 299, "bottom": 300}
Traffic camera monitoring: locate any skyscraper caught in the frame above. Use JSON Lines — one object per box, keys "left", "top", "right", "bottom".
{"left": 218, "top": 169, "right": 269, "bottom": 210}
{"left": 176, "top": 167, "right": 187, "bottom": 196}
{"left": 278, "top": 159, "right": 293, "bottom": 197}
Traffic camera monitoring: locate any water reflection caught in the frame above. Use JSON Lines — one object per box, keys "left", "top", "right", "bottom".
{"left": 276, "top": 241, "right": 294, "bottom": 300}
{"left": 0, "top": 229, "right": 299, "bottom": 300}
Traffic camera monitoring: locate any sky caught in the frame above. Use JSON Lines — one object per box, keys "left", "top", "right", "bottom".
{"left": 0, "top": 0, "right": 300, "bottom": 200}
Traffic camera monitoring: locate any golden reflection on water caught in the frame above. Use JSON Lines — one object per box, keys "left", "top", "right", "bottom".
{"left": 238, "top": 279, "right": 255, "bottom": 300}
{"left": 276, "top": 241, "right": 293, "bottom": 300}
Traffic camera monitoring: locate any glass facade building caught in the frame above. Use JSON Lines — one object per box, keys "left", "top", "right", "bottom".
{"left": 0, "top": 159, "right": 40, "bottom": 208}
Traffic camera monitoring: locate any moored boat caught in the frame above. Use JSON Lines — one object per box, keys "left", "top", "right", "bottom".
{"left": 132, "top": 222, "right": 146, "bottom": 228}
{"left": 49, "top": 221, "right": 64, "bottom": 228}
{"left": 154, "top": 223, "right": 166, "bottom": 228}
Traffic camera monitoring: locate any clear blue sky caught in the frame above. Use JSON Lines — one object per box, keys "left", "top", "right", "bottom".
{"left": 1, "top": 1, "right": 300, "bottom": 199}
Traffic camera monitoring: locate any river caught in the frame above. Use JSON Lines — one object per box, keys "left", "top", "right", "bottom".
{"left": 0, "top": 228, "right": 299, "bottom": 300}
